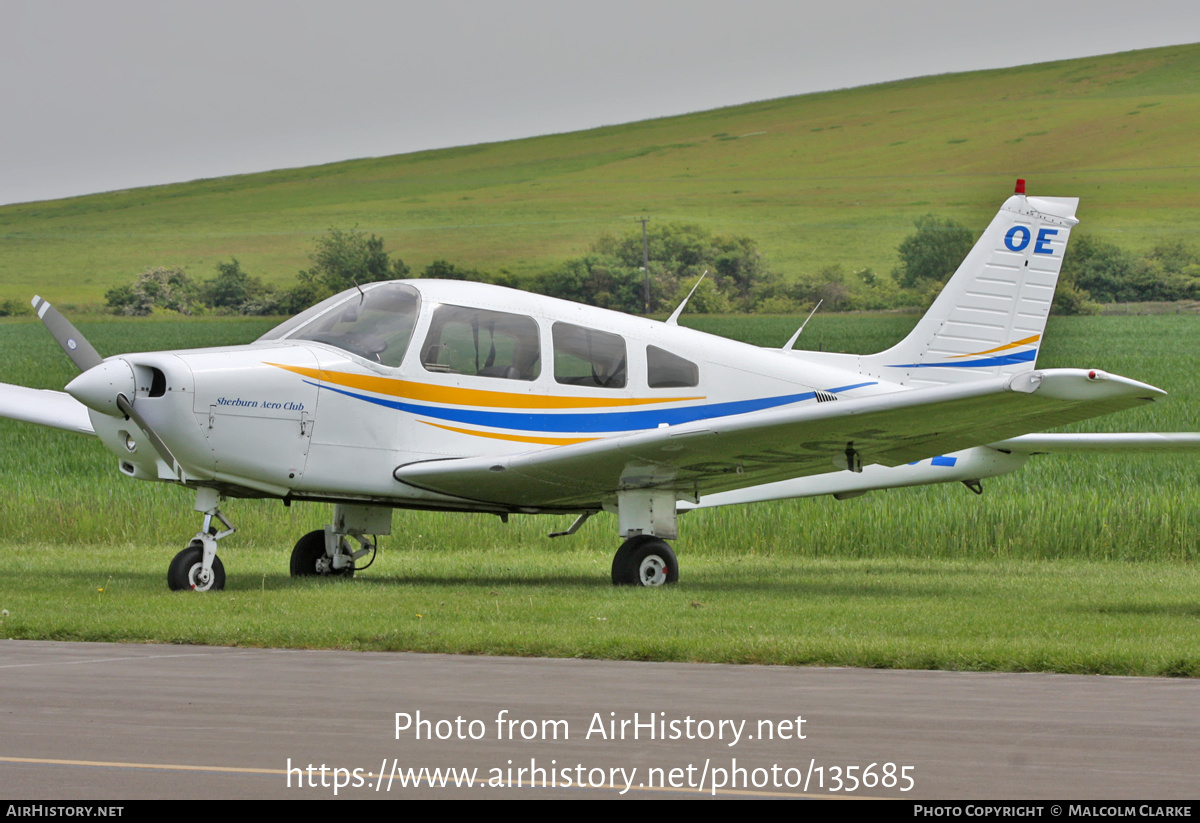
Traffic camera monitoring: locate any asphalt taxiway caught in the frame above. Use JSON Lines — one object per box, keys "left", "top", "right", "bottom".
{"left": 1, "top": 640, "right": 1197, "bottom": 799}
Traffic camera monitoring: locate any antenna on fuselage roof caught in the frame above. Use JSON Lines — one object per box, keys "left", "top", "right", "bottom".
{"left": 341, "top": 277, "right": 367, "bottom": 321}
{"left": 782, "top": 299, "right": 823, "bottom": 350}
{"left": 665, "top": 270, "right": 708, "bottom": 326}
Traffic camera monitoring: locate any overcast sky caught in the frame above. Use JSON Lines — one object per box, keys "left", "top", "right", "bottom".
{"left": 2, "top": 0, "right": 1198, "bottom": 206}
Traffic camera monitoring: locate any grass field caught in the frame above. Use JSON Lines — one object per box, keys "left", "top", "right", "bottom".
{"left": 1, "top": 41, "right": 1198, "bottom": 672}
{"left": 1, "top": 43, "right": 1199, "bottom": 304}
{"left": 0, "top": 313, "right": 1196, "bottom": 675}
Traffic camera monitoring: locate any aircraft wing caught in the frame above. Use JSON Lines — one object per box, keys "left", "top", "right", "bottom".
{"left": 395, "top": 368, "right": 1164, "bottom": 510}
{"left": 991, "top": 433, "right": 1200, "bottom": 453}
{"left": 0, "top": 382, "right": 95, "bottom": 435}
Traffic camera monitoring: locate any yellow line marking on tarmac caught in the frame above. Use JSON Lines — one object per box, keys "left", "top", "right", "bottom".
{"left": 0, "top": 756, "right": 878, "bottom": 798}
{"left": 1, "top": 755, "right": 281, "bottom": 776}
{"left": 0, "top": 651, "right": 240, "bottom": 669}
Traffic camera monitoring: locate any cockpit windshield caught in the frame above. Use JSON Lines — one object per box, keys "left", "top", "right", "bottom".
{"left": 259, "top": 283, "right": 421, "bottom": 368}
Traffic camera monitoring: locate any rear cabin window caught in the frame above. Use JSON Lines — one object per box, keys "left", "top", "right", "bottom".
{"left": 420, "top": 305, "right": 541, "bottom": 381}
{"left": 552, "top": 323, "right": 627, "bottom": 389}
{"left": 647, "top": 345, "right": 699, "bottom": 388}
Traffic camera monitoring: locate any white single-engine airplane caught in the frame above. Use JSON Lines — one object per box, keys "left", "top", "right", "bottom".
{"left": 2, "top": 181, "right": 1197, "bottom": 591}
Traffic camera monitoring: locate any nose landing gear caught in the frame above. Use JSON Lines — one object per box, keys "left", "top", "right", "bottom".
{"left": 168, "top": 488, "right": 236, "bottom": 592}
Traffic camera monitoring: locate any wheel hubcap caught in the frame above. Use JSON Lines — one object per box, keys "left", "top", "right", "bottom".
{"left": 638, "top": 555, "right": 668, "bottom": 586}
{"left": 187, "top": 563, "right": 214, "bottom": 591}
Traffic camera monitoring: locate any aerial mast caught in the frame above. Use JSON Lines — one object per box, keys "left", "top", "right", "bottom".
{"left": 637, "top": 217, "right": 650, "bottom": 313}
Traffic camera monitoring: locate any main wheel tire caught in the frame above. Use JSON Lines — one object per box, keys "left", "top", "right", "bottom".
{"left": 289, "top": 529, "right": 355, "bottom": 578}
{"left": 167, "top": 543, "right": 225, "bottom": 592}
{"left": 611, "top": 536, "right": 679, "bottom": 587}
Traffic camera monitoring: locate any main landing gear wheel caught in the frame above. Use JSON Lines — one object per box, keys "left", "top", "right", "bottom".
{"left": 290, "top": 529, "right": 355, "bottom": 578}
{"left": 611, "top": 535, "right": 679, "bottom": 587}
{"left": 167, "top": 542, "right": 226, "bottom": 592}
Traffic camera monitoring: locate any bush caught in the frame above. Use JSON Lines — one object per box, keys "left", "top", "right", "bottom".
{"left": 1050, "top": 281, "right": 1100, "bottom": 315}
{"left": 292, "top": 228, "right": 410, "bottom": 307}
{"left": 0, "top": 298, "right": 31, "bottom": 317}
{"left": 105, "top": 267, "right": 198, "bottom": 316}
{"left": 201, "top": 258, "right": 284, "bottom": 314}
{"left": 538, "top": 222, "right": 772, "bottom": 313}
{"left": 892, "top": 214, "right": 975, "bottom": 288}
{"left": 422, "top": 259, "right": 487, "bottom": 282}
{"left": 99, "top": 223, "right": 1197, "bottom": 321}
{"left": 531, "top": 256, "right": 647, "bottom": 313}
{"left": 1060, "top": 235, "right": 1199, "bottom": 304}
{"left": 668, "top": 276, "right": 730, "bottom": 314}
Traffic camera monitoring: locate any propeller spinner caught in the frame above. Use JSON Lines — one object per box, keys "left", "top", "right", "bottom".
{"left": 35, "top": 295, "right": 185, "bottom": 481}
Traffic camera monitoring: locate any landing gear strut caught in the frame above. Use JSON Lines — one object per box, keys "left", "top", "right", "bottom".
{"left": 609, "top": 487, "right": 682, "bottom": 587}
{"left": 168, "top": 488, "right": 236, "bottom": 592}
{"left": 288, "top": 504, "right": 391, "bottom": 579}
{"left": 289, "top": 527, "right": 371, "bottom": 577}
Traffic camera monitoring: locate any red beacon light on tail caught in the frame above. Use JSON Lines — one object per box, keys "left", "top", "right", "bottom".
{"left": 1015, "top": 178, "right": 1026, "bottom": 195}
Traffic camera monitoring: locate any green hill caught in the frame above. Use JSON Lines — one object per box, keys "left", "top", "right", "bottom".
{"left": 2, "top": 42, "right": 1198, "bottom": 305}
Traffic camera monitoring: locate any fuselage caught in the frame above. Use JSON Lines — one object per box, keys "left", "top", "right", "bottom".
{"left": 87, "top": 279, "right": 936, "bottom": 508}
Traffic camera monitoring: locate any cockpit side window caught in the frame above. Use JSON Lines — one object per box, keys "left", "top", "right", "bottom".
{"left": 647, "top": 345, "right": 699, "bottom": 388}
{"left": 553, "top": 323, "right": 627, "bottom": 389}
{"left": 279, "top": 283, "right": 420, "bottom": 368}
{"left": 421, "top": 305, "right": 541, "bottom": 381}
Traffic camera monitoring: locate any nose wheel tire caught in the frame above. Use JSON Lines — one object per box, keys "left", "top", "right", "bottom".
{"left": 611, "top": 536, "right": 679, "bottom": 587}
{"left": 290, "top": 529, "right": 355, "bottom": 578}
{"left": 167, "top": 543, "right": 226, "bottom": 592}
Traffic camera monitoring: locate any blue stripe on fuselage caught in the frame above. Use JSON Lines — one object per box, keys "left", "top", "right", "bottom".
{"left": 887, "top": 349, "right": 1037, "bottom": 369}
{"left": 307, "top": 381, "right": 877, "bottom": 434}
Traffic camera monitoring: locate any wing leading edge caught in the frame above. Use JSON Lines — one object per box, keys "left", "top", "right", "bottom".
{"left": 991, "top": 433, "right": 1200, "bottom": 453}
{"left": 0, "top": 383, "right": 95, "bottom": 435}
{"left": 394, "top": 368, "right": 1164, "bottom": 510}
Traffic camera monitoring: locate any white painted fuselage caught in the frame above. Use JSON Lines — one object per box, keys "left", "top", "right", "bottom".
{"left": 86, "top": 278, "right": 1046, "bottom": 515}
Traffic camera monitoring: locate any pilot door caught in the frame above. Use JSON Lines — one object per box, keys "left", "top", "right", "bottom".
{"left": 295, "top": 349, "right": 405, "bottom": 498}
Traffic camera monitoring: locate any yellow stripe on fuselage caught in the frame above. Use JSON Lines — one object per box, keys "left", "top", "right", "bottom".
{"left": 267, "top": 363, "right": 704, "bottom": 409}
{"left": 419, "top": 421, "right": 598, "bottom": 445}
{"left": 948, "top": 334, "right": 1041, "bottom": 359}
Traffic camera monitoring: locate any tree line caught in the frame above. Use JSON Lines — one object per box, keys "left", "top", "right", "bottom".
{"left": 101, "top": 218, "right": 1200, "bottom": 318}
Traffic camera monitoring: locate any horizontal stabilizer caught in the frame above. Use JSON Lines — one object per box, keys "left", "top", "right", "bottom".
{"left": 0, "top": 383, "right": 95, "bottom": 435}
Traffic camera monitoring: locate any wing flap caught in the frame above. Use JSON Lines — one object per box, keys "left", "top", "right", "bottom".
{"left": 394, "top": 369, "right": 1164, "bottom": 509}
{"left": 0, "top": 382, "right": 95, "bottom": 435}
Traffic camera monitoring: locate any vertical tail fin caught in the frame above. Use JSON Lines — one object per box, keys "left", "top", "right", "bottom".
{"left": 861, "top": 182, "right": 1079, "bottom": 389}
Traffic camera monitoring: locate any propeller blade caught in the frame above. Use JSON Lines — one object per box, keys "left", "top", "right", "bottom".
{"left": 116, "top": 393, "right": 185, "bottom": 481}
{"left": 32, "top": 295, "right": 103, "bottom": 372}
